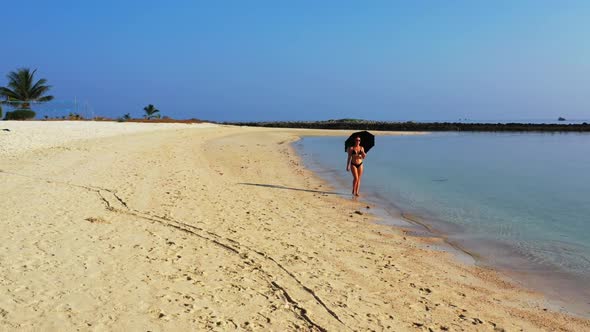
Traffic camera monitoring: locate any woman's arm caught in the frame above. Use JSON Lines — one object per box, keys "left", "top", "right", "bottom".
{"left": 361, "top": 147, "right": 367, "bottom": 159}
{"left": 346, "top": 149, "right": 352, "bottom": 171}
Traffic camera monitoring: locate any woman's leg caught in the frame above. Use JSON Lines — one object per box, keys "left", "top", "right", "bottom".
{"left": 351, "top": 165, "right": 359, "bottom": 195}
{"left": 355, "top": 164, "right": 364, "bottom": 196}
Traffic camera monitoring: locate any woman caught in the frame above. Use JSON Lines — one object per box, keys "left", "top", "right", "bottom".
{"left": 346, "top": 136, "right": 366, "bottom": 196}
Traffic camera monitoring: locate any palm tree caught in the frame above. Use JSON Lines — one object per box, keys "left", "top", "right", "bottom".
{"left": 0, "top": 68, "right": 54, "bottom": 110}
{"left": 143, "top": 104, "right": 160, "bottom": 120}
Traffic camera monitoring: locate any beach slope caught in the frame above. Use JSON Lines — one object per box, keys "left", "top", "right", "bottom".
{"left": 0, "top": 122, "right": 587, "bottom": 331}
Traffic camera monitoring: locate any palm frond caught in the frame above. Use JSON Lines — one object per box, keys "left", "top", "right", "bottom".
{"left": 0, "top": 68, "right": 53, "bottom": 105}
{"left": 143, "top": 104, "right": 161, "bottom": 119}
{"left": 37, "top": 95, "right": 54, "bottom": 102}
{"left": 30, "top": 78, "right": 47, "bottom": 91}
{"left": 0, "top": 87, "right": 18, "bottom": 100}
{"left": 30, "top": 85, "right": 52, "bottom": 99}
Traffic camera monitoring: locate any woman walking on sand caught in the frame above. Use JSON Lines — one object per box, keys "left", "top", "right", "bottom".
{"left": 347, "top": 136, "right": 366, "bottom": 196}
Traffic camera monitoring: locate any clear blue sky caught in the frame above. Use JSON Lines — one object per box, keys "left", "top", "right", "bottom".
{"left": 2, "top": 1, "right": 589, "bottom": 121}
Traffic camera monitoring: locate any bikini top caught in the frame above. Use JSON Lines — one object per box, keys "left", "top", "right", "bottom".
{"left": 351, "top": 148, "right": 362, "bottom": 155}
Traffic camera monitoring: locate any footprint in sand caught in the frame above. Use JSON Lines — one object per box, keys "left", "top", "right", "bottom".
{"left": 85, "top": 216, "right": 110, "bottom": 224}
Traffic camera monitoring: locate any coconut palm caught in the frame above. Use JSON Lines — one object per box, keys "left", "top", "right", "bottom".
{"left": 0, "top": 68, "right": 54, "bottom": 109}
{"left": 143, "top": 104, "right": 160, "bottom": 119}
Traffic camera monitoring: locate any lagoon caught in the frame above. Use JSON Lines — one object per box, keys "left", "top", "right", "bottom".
{"left": 295, "top": 132, "right": 590, "bottom": 313}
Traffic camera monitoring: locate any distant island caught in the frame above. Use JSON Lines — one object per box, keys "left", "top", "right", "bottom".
{"left": 227, "top": 119, "right": 590, "bottom": 132}
{"left": 558, "top": 117, "right": 566, "bottom": 121}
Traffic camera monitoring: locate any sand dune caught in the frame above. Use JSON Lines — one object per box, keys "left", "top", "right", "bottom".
{"left": 0, "top": 122, "right": 588, "bottom": 331}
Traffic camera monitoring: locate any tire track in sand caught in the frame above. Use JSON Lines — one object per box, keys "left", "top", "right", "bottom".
{"left": 0, "top": 169, "right": 348, "bottom": 331}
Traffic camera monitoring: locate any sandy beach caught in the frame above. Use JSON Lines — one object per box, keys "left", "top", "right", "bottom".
{"left": 0, "top": 121, "right": 588, "bottom": 331}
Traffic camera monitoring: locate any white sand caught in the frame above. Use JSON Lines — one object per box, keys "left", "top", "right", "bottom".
{"left": 0, "top": 121, "right": 587, "bottom": 331}
{"left": 0, "top": 121, "right": 218, "bottom": 157}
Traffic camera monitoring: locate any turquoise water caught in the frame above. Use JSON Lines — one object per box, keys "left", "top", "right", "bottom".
{"left": 295, "top": 133, "right": 590, "bottom": 311}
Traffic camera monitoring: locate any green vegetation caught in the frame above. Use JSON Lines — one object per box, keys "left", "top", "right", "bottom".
{"left": 0, "top": 68, "right": 54, "bottom": 119}
{"left": 68, "top": 112, "right": 84, "bottom": 120}
{"left": 4, "top": 109, "right": 36, "bottom": 120}
{"left": 117, "top": 113, "right": 132, "bottom": 122}
{"left": 143, "top": 104, "right": 160, "bottom": 119}
{"left": 227, "top": 119, "right": 590, "bottom": 132}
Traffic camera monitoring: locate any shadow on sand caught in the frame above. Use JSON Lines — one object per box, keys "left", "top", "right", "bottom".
{"left": 238, "top": 182, "right": 347, "bottom": 196}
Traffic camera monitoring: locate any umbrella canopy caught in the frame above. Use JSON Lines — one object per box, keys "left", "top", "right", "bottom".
{"left": 345, "top": 131, "right": 375, "bottom": 153}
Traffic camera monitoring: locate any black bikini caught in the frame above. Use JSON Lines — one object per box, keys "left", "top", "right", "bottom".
{"left": 350, "top": 148, "right": 363, "bottom": 168}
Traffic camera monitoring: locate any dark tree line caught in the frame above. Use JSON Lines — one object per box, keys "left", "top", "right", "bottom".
{"left": 226, "top": 120, "right": 590, "bottom": 132}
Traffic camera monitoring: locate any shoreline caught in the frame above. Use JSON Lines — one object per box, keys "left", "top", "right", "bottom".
{"left": 1, "top": 122, "right": 588, "bottom": 330}
{"left": 293, "top": 134, "right": 590, "bottom": 318}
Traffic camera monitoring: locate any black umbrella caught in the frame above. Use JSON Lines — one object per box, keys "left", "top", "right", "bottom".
{"left": 345, "top": 131, "right": 375, "bottom": 153}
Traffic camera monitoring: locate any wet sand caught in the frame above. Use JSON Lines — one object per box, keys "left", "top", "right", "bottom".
{"left": 0, "top": 121, "right": 588, "bottom": 331}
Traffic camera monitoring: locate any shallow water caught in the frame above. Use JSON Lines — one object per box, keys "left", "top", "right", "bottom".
{"left": 294, "top": 132, "right": 590, "bottom": 314}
